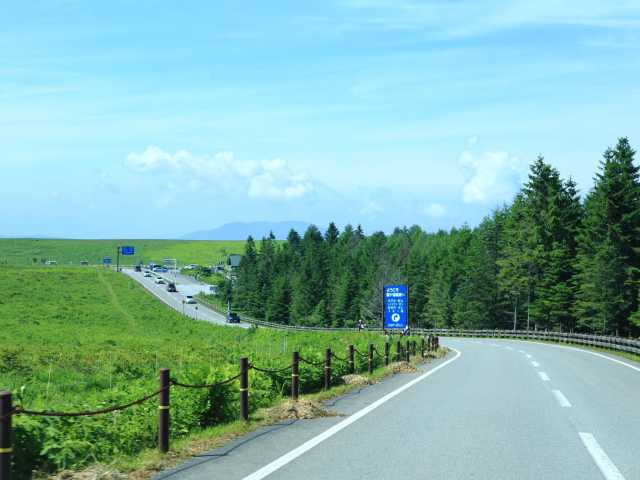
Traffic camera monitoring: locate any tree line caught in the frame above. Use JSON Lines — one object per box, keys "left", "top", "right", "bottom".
{"left": 227, "top": 138, "right": 640, "bottom": 337}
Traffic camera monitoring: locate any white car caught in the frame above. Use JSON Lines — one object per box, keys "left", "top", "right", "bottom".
{"left": 144, "top": 272, "right": 152, "bottom": 277}
{"left": 185, "top": 295, "right": 197, "bottom": 304}
{"left": 155, "top": 278, "right": 165, "bottom": 284}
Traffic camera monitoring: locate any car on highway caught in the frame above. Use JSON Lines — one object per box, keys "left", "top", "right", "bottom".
{"left": 155, "top": 277, "right": 166, "bottom": 284}
{"left": 143, "top": 272, "right": 152, "bottom": 277}
{"left": 134, "top": 265, "right": 142, "bottom": 272}
{"left": 167, "top": 282, "right": 177, "bottom": 292}
{"left": 185, "top": 295, "right": 197, "bottom": 304}
{"left": 80, "top": 260, "right": 89, "bottom": 266}
{"left": 153, "top": 266, "right": 169, "bottom": 273}
{"left": 226, "top": 312, "right": 241, "bottom": 324}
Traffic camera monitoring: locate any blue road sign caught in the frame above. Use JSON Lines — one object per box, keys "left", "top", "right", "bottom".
{"left": 383, "top": 284, "right": 408, "bottom": 329}
{"left": 121, "top": 246, "right": 135, "bottom": 256}
{"left": 103, "top": 257, "right": 112, "bottom": 265}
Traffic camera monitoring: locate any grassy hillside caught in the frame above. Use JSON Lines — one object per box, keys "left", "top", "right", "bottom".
{"left": 0, "top": 238, "right": 245, "bottom": 266}
{"left": 0, "top": 267, "right": 390, "bottom": 475}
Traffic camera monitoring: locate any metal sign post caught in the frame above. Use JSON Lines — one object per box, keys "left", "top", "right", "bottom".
{"left": 116, "top": 246, "right": 135, "bottom": 272}
{"left": 383, "top": 284, "right": 409, "bottom": 331}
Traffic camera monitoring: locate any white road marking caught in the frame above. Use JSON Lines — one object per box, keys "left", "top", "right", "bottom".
{"left": 531, "top": 361, "right": 540, "bottom": 368}
{"left": 552, "top": 390, "right": 571, "bottom": 407}
{"left": 242, "top": 349, "right": 462, "bottom": 480}
{"left": 506, "top": 346, "right": 514, "bottom": 351}
{"left": 579, "top": 432, "right": 626, "bottom": 480}
{"left": 526, "top": 354, "right": 533, "bottom": 359}
{"left": 518, "top": 350, "right": 526, "bottom": 354}
{"left": 506, "top": 340, "right": 640, "bottom": 374}
{"left": 538, "top": 371, "right": 550, "bottom": 381}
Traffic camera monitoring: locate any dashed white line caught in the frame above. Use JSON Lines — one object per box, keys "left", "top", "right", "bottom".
{"left": 552, "top": 390, "right": 572, "bottom": 407}
{"left": 518, "top": 350, "right": 526, "bottom": 354}
{"left": 579, "top": 432, "right": 626, "bottom": 480}
{"left": 242, "top": 349, "right": 462, "bottom": 480}
{"left": 531, "top": 361, "right": 540, "bottom": 368}
{"left": 526, "top": 354, "right": 533, "bottom": 359}
{"left": 538, "top": 371, "right": 550, "bottom": 381}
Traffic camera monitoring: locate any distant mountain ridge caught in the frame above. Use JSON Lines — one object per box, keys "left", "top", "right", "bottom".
{"left": 182, "top": 221, "right": 312, "bottom": 240}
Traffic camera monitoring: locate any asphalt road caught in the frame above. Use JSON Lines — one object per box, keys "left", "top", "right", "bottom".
{"left": 122, "top": 268, "right": 249, "bottom": 328}
{"left": 156, "top": 338, "right": 640, "bottom": 480}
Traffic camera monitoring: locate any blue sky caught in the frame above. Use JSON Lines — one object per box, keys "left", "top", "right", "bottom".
{"left": 2, "top": 1, "right": 639, "bottom": 238}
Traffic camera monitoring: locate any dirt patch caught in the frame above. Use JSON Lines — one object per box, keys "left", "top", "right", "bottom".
{"left": 386, "top": 361, "right": 418, "bottom": 373}
{"left": 263, "top": 399, "right": 338, "bottom": 421}
{"left": 341, "top": 374, "right": 374, "bottom": 386}
{"left": 52, "top": 466, "right": 126, "bottom": 480}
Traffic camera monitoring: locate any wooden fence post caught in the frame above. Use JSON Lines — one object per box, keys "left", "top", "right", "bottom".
{"left": 384, "top": 342, "right": 390, "bottom": 366}
{"left": 0, "top": 391, "right": 11, "bottom": 480}
{"left": 291, "top": 351, "right": 299, "bottom": 401}
{"left": 348, "top": 345, "right": 355, "bottom": 374}
{"left": 396, "top": 341, "right": 401, "bottom": 362}
{"left": 324, "top": 348, "right": 331, "bottom": 390}
{"left": 240, "top": 357, "right": 249, "bottom": 421}
{"left": 405, "top": 342, "right": 410, "bottom": 362}
{"left": 368, "top": 344, "right": 374, "bottom": 374}
{"left": 158, "top": 368, "right": 170, "bottom": 453}
{"left": 420, "top": 338, "right": 425, "bottom": 358}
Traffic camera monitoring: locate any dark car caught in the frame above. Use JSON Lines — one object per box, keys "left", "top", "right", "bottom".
{"left": 226, "top": 312, "right": 241, "bottom": 324}
{"left": 134, "top": 265, "right": 142, "bottom": 272}
{"left": 167, "top": 282, "right": 177, "bottom": 292}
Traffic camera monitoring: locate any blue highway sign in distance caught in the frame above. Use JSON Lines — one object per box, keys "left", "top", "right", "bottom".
{"left": 121, "top": 246, "right": 135, "bottom": 256}
{"left": 383, "top": 284, "right": 408, "bottom": 329}
{"left": 103, "top": 257, "right": 112, "bottom": 265}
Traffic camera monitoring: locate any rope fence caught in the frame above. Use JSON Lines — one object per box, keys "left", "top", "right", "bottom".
{"left": 0, "top": 336, "right": 440, "bottom": 480}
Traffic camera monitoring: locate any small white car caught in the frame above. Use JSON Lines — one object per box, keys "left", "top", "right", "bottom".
{"left": 144, "top": 272, "right": 152, "bottom": 277}
{"left": 155, "top": 278, "right": 165, "bottom": 284}
{"left": 185, "top": 295, "right": 197, "bottom": 304}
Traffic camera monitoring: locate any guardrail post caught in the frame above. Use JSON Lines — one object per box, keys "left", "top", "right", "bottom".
{"left": 348, "top": 345, "right": 355, "bottom": 373}
{"left": 384, "top": 342, "right": 390, "bottom": 366}
{"left": 158, "top": 368, "right": 170, "bottom": 453}
{"left": 240, "top": 357, "right": 249, "bottom": 421}
{"left": 368, "top": 344, "right": 374, "bottom": 374}
{"left": 324, "top": 348, "right": 331, "bottom": 390}
{"left": 396, "top": 340, "right": 401, "bottom": 362}
{"left": 291, "top": 351, "right": 299, "bottom": 401}
{"left": 0, "top": 391, "right": 11, "bottom": 480}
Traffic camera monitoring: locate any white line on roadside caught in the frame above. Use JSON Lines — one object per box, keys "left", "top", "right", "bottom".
{"left": 552, "top": 390, "right": 571, "bottom": 407}
{"left": 526, "top": 354, "right": 533, "bottom": 359}
{"left": 579, "top": 432, "right": 626, "bottom": 480}
{"left": 538, "top": 371, "right": 550, "bottom": 381}
{"left": 242, "top": 349, "right": 462, "bottom": 480}
{"left": 531, "top": 361, "right": 540, "bottom": 368}
{"left": 518, "top": 350, "right": 526, "bottom": 354}
{"left": 506, "top": 346, "right": 514, "bottom": 351}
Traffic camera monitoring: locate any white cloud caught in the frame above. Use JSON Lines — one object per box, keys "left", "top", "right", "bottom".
{"left": 459, "top": 149, "right": 524, "bottom": 205}
{"left": 424, "top": 203, "right": 446, "bottom": 218}
{"left": 125, "top": 146, "right": 314, "bottom": 200}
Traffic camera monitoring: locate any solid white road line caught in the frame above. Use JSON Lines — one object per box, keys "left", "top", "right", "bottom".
{"left": 538, "top": 371, "right": 550, "bottom": 381}
{"left": 531, "top": 361, "right": 540, "bottom": 368}
{"left": 506, "top": 346, "right": 514, "bottom": 351}
{"left": 518, "top": 350, "right": 526, "bottom": 354}
{"left": 242, "top": 349, "right": 462, "bottom": 480}
{"left": 579, "top": 432, "right": 626, "bottom": 480}
{"left": 552, "top": 390, "right": 572, "bottom": 407}
{"left": 526, "top": 354, "right": 533, "bottom": 359}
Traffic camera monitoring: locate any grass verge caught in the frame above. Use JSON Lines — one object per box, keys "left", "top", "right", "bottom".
{"left": 49, "top": 348, "right": 448, "bottom": 480}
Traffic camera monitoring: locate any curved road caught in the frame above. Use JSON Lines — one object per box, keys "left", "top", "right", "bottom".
{"left": 157, "top": 338, "right": 640, "bottom": 480}
{"left": 122, "top": 268, "right": 249, "bottom": 328}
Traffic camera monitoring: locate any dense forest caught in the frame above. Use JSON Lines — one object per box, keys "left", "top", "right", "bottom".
{"left": 226, "top": 138, "right": 640, "bottom": 337}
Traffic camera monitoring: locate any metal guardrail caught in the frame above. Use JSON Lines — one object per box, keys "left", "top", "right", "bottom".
{"left": 418, "top": 328, "right": 640, "bottom": 356}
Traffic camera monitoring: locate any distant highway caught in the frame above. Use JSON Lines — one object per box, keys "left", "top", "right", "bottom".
{"left": 122, "top": 268, "right": 249, "bottom": 328}
{"left": 157, "top": 338, "right": 640, "bottom": 480}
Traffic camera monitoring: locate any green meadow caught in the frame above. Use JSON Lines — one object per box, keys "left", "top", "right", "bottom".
{"left": 0, "top": 266, "right": 390, "bottom": 476}
{"left": 0, "top": 238, "right": 245, "bottom": 267}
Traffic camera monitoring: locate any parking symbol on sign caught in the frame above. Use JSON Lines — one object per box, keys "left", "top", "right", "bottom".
{"left": 392, "top": 313, "right": 400, "bottom": 322}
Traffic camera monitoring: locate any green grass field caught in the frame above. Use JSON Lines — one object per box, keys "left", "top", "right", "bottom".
{"left": 0, "top": 238, "right": 245, "bottom": 267}
{"left": 0, "top": 266, "right": 392, "bottom": 476}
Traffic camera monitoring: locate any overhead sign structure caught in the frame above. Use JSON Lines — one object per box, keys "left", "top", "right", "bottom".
{"left": 121, "top": 246, "right": 135, "bottom": 256}
{"left": 383, "top": 284, "right": 408, "bottom": 330}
